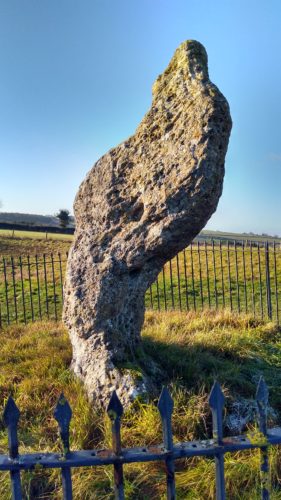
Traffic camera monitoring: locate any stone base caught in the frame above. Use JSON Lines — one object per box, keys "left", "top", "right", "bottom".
{"left": 69, "top": 329, "right": 159, "bottom": 407}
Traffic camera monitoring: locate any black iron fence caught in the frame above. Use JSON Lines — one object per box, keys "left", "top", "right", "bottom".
{"left": 1, "top": 378, "right": 279, "bottom": 499}
{"left": 0, "top": 253, "right": 66, "bottom": 326}
{"left": 0, "top": 240, "right": 281, "bottom": 327}
{"left": 147, "top": 240, "right": 281, "bottom": 323}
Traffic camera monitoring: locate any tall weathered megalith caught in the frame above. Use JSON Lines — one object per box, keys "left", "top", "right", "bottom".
{"left": 63, "top": 40, "right": 232, "bottom": 406}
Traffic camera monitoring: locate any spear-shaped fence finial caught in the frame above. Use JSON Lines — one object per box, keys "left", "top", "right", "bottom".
{"left": 158, "top": 387, "right": 175, "bottom": 500}
{"left": 3, "top": 396, "right": 21, "bottom": 459}
{"left": 107, "top": 391, "right": 124, "bottom": 500}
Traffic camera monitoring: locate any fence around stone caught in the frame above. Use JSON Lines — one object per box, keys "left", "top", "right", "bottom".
{"left": 1, "top": 377, "right": 279, "bottom": 499}
{"left": 0, "top": 240, "right": 280, "bottom": 328}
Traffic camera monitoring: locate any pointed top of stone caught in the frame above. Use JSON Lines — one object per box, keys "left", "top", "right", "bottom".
{"left": 153, "top": 39, "right": 209, "bottom": 98}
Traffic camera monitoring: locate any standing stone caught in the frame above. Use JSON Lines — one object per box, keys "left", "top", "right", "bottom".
{"left": 63, "top": 40, "right": 232, "bottom": 406}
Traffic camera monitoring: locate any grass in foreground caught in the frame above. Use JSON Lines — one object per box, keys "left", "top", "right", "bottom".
{"left": 0, "top": 311, "right": 281, "bottom": 498}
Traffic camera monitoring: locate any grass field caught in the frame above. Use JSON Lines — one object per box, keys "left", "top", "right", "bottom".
{"left": 0, "top": 310, "right": 281, "bottom": 498}
{"left": 0, "top": 239, "right": 280, "bottom": 327}
{"left": 0, "top": 228, "right": 280, "bottom": 257}
{"left": 200, "top": 230, "right": 281, "bottom": 244}
{"left": 0, "top": 229, "right": 73, "bottom": 241}
{"left": 0, "top": 232, "right": 280, "bottom": 326}
{"left": 146, "top": 241, "right": 281, "bottom": 320}
{"left": 0, "top": 234, "right": 71, "bottom": 257}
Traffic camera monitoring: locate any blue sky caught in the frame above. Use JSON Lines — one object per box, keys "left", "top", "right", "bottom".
{"left": 0, "top": 0, "right": 280, "bottom": 235}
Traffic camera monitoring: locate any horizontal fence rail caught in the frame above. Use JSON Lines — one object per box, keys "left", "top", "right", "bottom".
{"left": 0, "top": 240, "right": 281, "bottom": 327}
{"left": 0, "top": 377, "right": 279, "bottom": 499}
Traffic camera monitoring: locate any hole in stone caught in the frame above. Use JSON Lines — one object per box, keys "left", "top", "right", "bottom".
{"left": 130, "top": 202, "right": 144, "bottom": 222}
{"left": 166, "top": 95, "right": 174, "bottom": 102}
{"left": 165, "top": 123, "right": 174, "bottom": 133}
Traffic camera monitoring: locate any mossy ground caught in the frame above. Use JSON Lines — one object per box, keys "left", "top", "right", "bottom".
{"left": 0, "top": 310, "right": 281, "bottom": 498}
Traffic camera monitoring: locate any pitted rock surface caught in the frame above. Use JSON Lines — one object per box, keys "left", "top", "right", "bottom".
{"left": 63, "top": 40, "right": 232, "bottom": 406}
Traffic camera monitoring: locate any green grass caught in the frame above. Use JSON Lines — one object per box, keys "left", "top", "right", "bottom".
{"left": 0, "top": 234, "right": 71, "bottom": 258}
{"left": 1, "top": 227, "right": 280, "bottom": 246}
{"left": 0, "top": 236, "right": 281, "bottom": 326}
{"left": 0, "top": 229, "right": 73, "bottom": 242}
{"left": 0, "top": 310, "right": 281, "bottom": 498}
{"left": 146, "top": 243, "right": 281, "bottom": 320}
{"left": 200, "top": 229, "right": 281, "bottom": 244}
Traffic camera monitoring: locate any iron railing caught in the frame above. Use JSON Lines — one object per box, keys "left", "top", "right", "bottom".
{"left": 0, "top": 240, "right": 280, "bottom": 327}
{"left": 0, "top": 377, "right": 279, "bottom": 499}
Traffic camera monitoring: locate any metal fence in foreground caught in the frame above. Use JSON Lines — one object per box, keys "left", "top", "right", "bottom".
{"left": 1, "top": 377, "right": 279, "bottom": 499}
{"left": 0, "top": 240, "right": 281, "bottom": 327}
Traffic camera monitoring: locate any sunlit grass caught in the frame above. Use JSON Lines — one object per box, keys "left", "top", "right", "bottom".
{"left": 0, "top": 311, "right": 281, "bottom": 498}
{"left": 0, "top": 229, "right": 73, "bottom": 241}
{"left": 0, "top": 234, "right": 71, "bottom": 258}
{"left": 1, "top": 242, "right": 281, "bottom": 327}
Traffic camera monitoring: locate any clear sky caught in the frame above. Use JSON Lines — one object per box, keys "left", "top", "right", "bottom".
{"left": 0, "top": 0, "right": 280, "bottom": 235}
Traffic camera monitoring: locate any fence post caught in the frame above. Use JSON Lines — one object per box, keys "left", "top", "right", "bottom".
{"left": 242, "top": 241, "right": 248, "bottom": 314}
{"left": 107, "top": 391, "right": 125, "bottom": 500}
{"left": 54, "top": 394, "right": 73, "bottom": 500}
{"left": 234, "top": 241, "right": 240, "bottom": 313}
{"left": 162, "top": 267, "right": 167, "bottom": 311}
{"left": 35, "top": 255, "right": 42, "bottom": 320}
{"left": 219, "top": 241, "right": 225, "bottom": 308}
{"left": 209, "top": 382, "right": 226, "bottom": 500}
{"left": 190, "top": 243, "right": 196, "bottom": 310}
{"left": 158, "top": 387, "right": 176, "bottom": 500}
{"left": 183, "top": 250, "right": 189, "bottom": 310}
{"left": 205, "top": 241, "right": 211, "bottom": 308}
{"left": 197, "top": 242, "right": 204, "bottom": 310}
{"left": 250, "top": 242, "right": 256, "bottom": 318}
{"left": 176, "top": 254, "right": 182, "bottom": 311}
{"left": 257, "top": 245, "right": 264, "bottom": 319}
{"left": 169, "top": 260, "right": 175, "bottom": 310}
{"left": 3, "top": 397, "right": 23, "bottom": 499}
{"left": 27, "top": 255, "right": 34, "bottom": 321}
{"left": 265, "top": 242, "right": 272, "bottom": 320}
{"left": 273, "top": 242, "right": 279, "bottom": 324}
{"left": 212, "top": 241, "right": 218, "bottom": 310}
{"left": 156, "top": 277, "right": 161, "bottom": 311}
{"left": 11, "top": 257, "right": 18, "bottom": 323}
{"left": 256, "top": 377, "right": 270, "bottom": 499}
{"left": 3, "top": 257, "right": 10, "bottom": 325}
{"left": 19, "top": 256, "right": 27, "bottom": 324}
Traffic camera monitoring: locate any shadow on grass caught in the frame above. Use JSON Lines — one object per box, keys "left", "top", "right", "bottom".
{"left": 141, "top": 335, "right": 281, "bottom": 414}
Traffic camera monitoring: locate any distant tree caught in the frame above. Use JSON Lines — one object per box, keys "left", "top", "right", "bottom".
{"left": 56, "top": 209, "right": 70, "bottom": 229}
